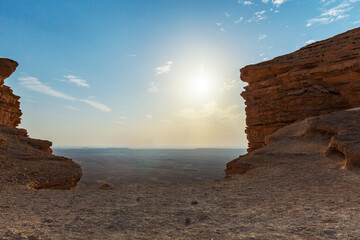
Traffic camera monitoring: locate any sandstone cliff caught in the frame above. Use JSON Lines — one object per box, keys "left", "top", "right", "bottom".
{"left": 226, "top": 108, "right": 360, "bottom": 174}
{"left": 241, "top": 27, "right": 360, "bottom": 152}
{"left": 0, "top": 58, "right": 82, "bottom": 189}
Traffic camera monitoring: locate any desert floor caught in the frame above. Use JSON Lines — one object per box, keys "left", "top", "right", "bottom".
{"left": 1, "top": 150, "right": 360, "bottom": 240}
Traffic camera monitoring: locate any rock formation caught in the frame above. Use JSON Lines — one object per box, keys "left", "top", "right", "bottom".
{"left": 241, "top": 27, "right": 360, "bottom": 152}
{"left": 0, "top": 58, "right": 82, "bottom": 189}
{"left": 226, "top": 108, "right": 360, "bottom": 174}
{"left": 0, "top": 59, "right": 22, "bottom": 128}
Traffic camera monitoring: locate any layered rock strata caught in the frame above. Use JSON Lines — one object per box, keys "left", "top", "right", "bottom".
{"left": 0, "top": 58, "right": 82, "bottom": 189}
{"left": 242, "top": 27, "right": 360, "bottom": 152}
{"left": 226, "top": 108, "right": 360, "bottom": 174}
{"left": 0, "top": 59, "right": 22, "bottom": 128}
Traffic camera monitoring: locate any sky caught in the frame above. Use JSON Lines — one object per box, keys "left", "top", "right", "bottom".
{"left": 0, "top": 0, "right": 359, "bottom": 148}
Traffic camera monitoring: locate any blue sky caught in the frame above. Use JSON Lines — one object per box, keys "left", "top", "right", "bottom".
{"left": 1, "top": 0, "right": 359, "bottom": 148}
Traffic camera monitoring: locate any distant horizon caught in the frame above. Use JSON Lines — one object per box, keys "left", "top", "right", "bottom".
{"left": 52, "top": 146, "right": 248, "bottom": 150}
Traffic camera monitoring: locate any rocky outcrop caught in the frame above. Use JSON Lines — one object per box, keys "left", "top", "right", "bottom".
{"left": 0, "top": 59, "right": 22, "bottom": 128}
{"left": 226, "top": 108, "right": 360, "bottom": 174}
{"left": 0, "top": 58, "right": 82, "bottom": 189}
{"left": 241, "top": 27, "right": 360, "bottom": 152}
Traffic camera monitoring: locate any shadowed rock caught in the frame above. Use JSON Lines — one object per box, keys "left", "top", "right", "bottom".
{"left": 0, "top": 58, "right": 82, "bottom": 189}
{"left": 226, "top": 108, "right": 360, "bottom": 174}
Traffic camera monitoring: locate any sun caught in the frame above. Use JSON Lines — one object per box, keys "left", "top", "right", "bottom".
{"left": 193, "top": 78, "right": 210, "bottom": 95}
{"left": 187, "top": 66, "right": 214, "bottom": 99}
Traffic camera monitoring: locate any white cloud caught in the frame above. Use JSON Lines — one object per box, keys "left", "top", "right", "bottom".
{"left": 80, "top": 99, "right": 112, "bottom": 112}
{"left": 247, "top": 10, "right": 267, "bottom": 23}
{"left": 155, "top": 61, "right": 173, "bottom": 75}
{"left": 234, "top": 17, "right": 244, "bottom": 24}
{"left": 225, "top": 12, "right": 230, "bottom": 17}
{"left": 114, "top": 116, "right": 128, "bottom": 125}
{"left": 272, "top": 0, "right": 286, "bottom": 7}
{"left": 243, "top": 1, "right": 254, "bottom": 5}
{"left": 177, "top": 101, "right": 243, "bottom": 124}
{"left": 258, "top": 34, "right": 267, "bottom": 40}
{"left": 64, "top": 105, "right": 79, "bottom": 110}
{"left": 178, "top": 102, "right": 217, "bottom": 120}
{"left": 261, "top": 0, "right": 286, "bottom": 7}
{"left": 18, "top": 77, "right": 76, "bottom": 101}
{"left": 305, "top": 39, "right": 316, "bottom": 45}
{"left": 216, "top": 23, "right": 226, "bottom": 32}
{"left": 146, "top": 114, "right": 153, "bottom": 120}
{"left": 307, "top": 2, "right": 353, "bottom": 27}
{"left": 222, "top": 79, "right": 240, "bottom": 91}
{"left": 125, "top": 54, "right": 137, "bottom": 57}
{"left": 148, "top": 82, "right": 159, "bottom": 93}
{"left": 321, "top": 0, "right": 337, "bottom": 6}
{"left": 262, "top": 57, "right": 269, "bottom": 61}
{"left": 19, "top": 76, "right": 111, "bottom": 113}
{"left": 64, "top": 75, "right": 89, "bottom": 88}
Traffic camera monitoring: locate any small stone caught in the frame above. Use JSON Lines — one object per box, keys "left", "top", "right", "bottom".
{"left": 191, "top": 200, "right": 198, "bottom": 205}
{"left": 42, "top": 219, "right": 53, "bottom": 223}
{"left": 28, "top": 236, "right": 40, "bottom": 240}
{"left": 185, "top": 217, "right": 191, "bottom": 226}
{"left": 98, "top": 184, "right": 112, "bottom": 190}
{"left": 324, "top": 229, "right": 336, "bottom": 235}
{"left": 322, "top": 218, "right": 338, "bottom": 223}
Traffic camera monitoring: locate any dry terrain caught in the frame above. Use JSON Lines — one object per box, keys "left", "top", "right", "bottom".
{"left": 1, "top": 151, "right": 360, "bottom": 239}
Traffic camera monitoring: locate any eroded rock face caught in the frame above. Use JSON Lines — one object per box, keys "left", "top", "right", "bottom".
{"left": 226, "top": 109, "right": 360, "bottom": 174}
{"left": 0, "top": 58, "right": 82, "bottom": 189}
{"left": 0, "top": 59, "right": 22, "bottom": 128}
{"left": 241, "top": 27, "right": 360, "bottom": 152}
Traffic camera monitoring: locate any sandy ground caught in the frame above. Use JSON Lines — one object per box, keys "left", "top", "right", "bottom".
{"left": 1, "top": 150, "right": 360, "bottom": 240}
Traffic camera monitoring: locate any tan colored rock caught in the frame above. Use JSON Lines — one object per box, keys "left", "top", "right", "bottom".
{"left": 98, "top": 184, "right": 112, "bottom": 190}
{"left": 0, "top": 58, "right": 18, "bottom": 84}
{"left": 241, "top": 27, "right": 360, "bottom": 152}
{"left": 0, "top": 125, "right": 82, "bottom": 189}
{"left": 226, "top": 108, "right": 360, "bottom": 174}
{"left": 0, "top": 59, "right": 22, "bottom": 128}
{"left": 0, "top": 58, "right": 82, "bottom": 189}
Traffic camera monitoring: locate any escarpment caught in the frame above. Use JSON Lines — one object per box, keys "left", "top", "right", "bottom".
{"left": 0, "top": 58, "right": 82, "bottom": 189}
{"left": 242, "top": 27, "right": 360, "bottom": 152}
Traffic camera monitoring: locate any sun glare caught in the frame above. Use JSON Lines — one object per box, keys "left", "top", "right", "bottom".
{"left": 187, "top": 66, "right": 214, "bottom": 99}
{"left": 194, "top": 78, "right": 210, "bottom": 94}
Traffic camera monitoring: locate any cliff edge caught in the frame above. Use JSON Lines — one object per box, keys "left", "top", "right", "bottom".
{"left": 227, "top": 27, "right": 360, "bottom": 175}
{"left": 0, "top": 58, "right": 82, "bottom": 189}
{"left": 241, "top": 27, "right": 360, "bottom": 152}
